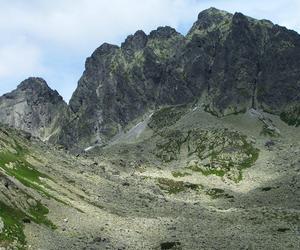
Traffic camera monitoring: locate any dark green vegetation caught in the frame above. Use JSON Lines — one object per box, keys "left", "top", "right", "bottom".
{"left": 0, "top": 143, "right": 53, "bottom": 199}
{"left": 160, "top": 241, "right": 182, "bottom": 250}
{"left": 0, "top": 198, "right": 55, "bottom": 249}
{"left": 260, "top": 124, "right": 280, "bottom": 137}
{"left": 171, "top": 171, "right": 191, "bottom": 178}
{"left": 0, "top": 201, "right": 27, "bottom": 249}
{"left": 187, "top": 164, "right": 226, "bottom": 177}
{"left": 156, "top": 178, "right": 202, "bottom": 194}
{"left": 155, "top": 128, "right": 259, "bottom": 183}
{"left": 205, "top": 188, "right": 234, "bottom": 199}
{"left": 156, "top": 178, "right": 234, "bottom": 201}
{"left": 280, "top": 105, "right": 300, "bottom": 127}
{"left": 148, "top": 105, "right": 187, "bottom": 132}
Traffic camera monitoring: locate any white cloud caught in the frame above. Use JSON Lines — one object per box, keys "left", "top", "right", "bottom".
{"left": 0, "top": 0, "right": 300, "bottom": 102}
{"left": 0, "top": 38, "right": 44, "bottom": 78}
{"left": 0, "top": 0, "right": 205, "bottom": 52}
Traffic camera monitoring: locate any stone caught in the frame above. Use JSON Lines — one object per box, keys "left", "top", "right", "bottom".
{"left": 0, "top": 217, "right": 4, "bottom": 233}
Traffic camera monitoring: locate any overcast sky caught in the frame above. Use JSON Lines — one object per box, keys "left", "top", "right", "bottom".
{"left": 0, "top": 0, "right": 299, "bottom": 102}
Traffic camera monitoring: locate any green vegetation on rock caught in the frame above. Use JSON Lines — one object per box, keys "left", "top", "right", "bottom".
{"left": 0, "top": 148, "right": 53, "bottom": 199}
{"left": 156, "top": 129, "right": 259, "bottom": 183}
{"left": 205, "top": 188, "right": 234, "bottom": 199}
{"left": 157, "top": 178, "right": 202, "bottom": 194}
{"left": 0, "top": 198, "right": 55, "bottom": 249}
{"left": 148, "top": 105, "right": 187, "bottom": 132}
{"left": 171, "top": 171, "right": 191, "bottom": 178}
{"left": 280, "top": 105, "right": 300, "bottom": 127}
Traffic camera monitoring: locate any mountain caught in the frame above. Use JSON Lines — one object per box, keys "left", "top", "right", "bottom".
{"left": 0, "top": 8, "right": 300, "bottom": 250}
{"left": 63, "top": 7, "right": 300, "bottom": 148}
{"left": 0, "top": 77, "right": 69, "bottom": 142}
{"left": 1, "top": 8, "right": 299, "bottom": 149}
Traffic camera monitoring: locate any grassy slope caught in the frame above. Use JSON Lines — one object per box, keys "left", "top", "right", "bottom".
{"left": 0, "top": 127, "right": 56, "bottom": 249}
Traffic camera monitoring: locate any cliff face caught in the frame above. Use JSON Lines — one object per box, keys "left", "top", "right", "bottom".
{"left": 1, "top": 8, "right": 299, "bottom": 148}
{"left": 0, "top": 77, "right": 68, "bottom": 141}
{"left": 63, "top": 8, "right": 300, "bottom": 147}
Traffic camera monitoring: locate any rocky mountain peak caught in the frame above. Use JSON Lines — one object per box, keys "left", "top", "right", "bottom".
{"left": 232, "top": 12, "right": 250, "bottom": 26}
{"left": 148, "top": 26, "right": 180, "bottom": 39}
{"left": 121, "top": 30, "right": 148, "bottom": 51}
{"left": 0, "top": 78, "right": 68, "bottom": 141}
{"left": 198, "top": 7, "right": 230, "bottom": 18}
{"left": 91, "top": 43, "right": 119, "bottom": 58}
{"left": 190, "top": 7, "right": 232, "bottom": 32}
{"left": 17, "top": 77, "right": 50, "bottom": 92}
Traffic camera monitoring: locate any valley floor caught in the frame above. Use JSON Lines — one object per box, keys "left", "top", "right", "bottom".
{"left": 0, "top": 107, "right": 299, "bottom": 249}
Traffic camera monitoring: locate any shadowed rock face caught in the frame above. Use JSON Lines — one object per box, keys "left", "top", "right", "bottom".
{"left": 62, "top": 8, "right": 300, "bottom": 147}
{"left": 0, "top": 77, "right": 68, "bottom": 141}
{"left": 1, "top": 8, "right": 300, "bottom": 148}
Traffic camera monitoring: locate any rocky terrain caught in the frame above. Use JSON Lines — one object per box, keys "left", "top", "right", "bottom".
{"left": 1, "top": 8, "right": 299, "bottom": 149}
{"left": 0, "top": 78, "right": 69, "bottom": 142}
{"left": 0, "top": 7, "right": 299, "bottom": 250}
{"left": 63, "top": 7, "right": 300, "bottom": 148}
{"left": 0, "top": 105, "right": 299, "bottom": 249}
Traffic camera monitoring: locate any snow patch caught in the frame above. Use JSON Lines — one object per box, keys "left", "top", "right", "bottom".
{"left": 84, "top": 146, "right": 96, "bottom": 152}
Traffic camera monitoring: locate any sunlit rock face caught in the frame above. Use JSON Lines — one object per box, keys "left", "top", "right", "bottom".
{"left": 0, "top": 77, "right": 68, "bottom": 141}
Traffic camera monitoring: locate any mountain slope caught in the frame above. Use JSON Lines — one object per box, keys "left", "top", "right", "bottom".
{"left": 0, "top": 105, "right": 300, "bottom": 249}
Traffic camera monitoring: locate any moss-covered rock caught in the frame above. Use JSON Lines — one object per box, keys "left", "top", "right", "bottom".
{"left": 280, "top": 105, "right": 300, "bottom": 127}
{"left": 155, "top": 129, "right": 259, "bottom": 182}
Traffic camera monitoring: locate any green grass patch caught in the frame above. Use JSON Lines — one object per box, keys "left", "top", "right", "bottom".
{"left": 0, "top": 201, "right": 26, "bottom": 249}
{"left": 28, "top": 201, "right": 56, "bottom": 229}
{"left": 186, "top": 165, "right": 226, "bottom": 177}
{"left": 0, "top": 151, "right": 53, "bottom": 198}
{"left": 0, "top": 198, "right": 55, "bottom": 249}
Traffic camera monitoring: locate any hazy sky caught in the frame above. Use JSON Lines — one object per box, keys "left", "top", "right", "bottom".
{"left": 0, "top": 0, "right": 299, "bottom": 102}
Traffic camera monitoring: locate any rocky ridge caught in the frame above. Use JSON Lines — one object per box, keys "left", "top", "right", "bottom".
{"left": 0, "top": 8, "right": 299, "bottom": 150}
{"left": 62, "top": 7, "right": 300, "bottom": 148}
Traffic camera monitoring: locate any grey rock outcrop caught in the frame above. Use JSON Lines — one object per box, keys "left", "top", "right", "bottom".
{"left": 0, "top": 77, "right": 68, "bottom": 141}
{"left": 62, "top": 8, "right": 300, "bottom": 147}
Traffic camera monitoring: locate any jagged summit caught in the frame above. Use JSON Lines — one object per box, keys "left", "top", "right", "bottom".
{"left": 0, "top": 77, "right": 68, "bottom": 140}
{"left": 122, "top": 30, "right": 147, "bottom": 49}
{"left": 91, "top": 42, "right": 119, "bottom": 58}
{"left": 1, "top": 8, "right": 300, "bottom": 148}
{"left": 15, "top": 77, "right": 65, "bottom": 104}
{"left": 197, "top": 7, "right": 232, "bottom": 18}
{"left": 148, "top": 26, "right": 180, "bottom": 39}
{"left": 17, "top": 77, "right": 49, "bottom": 90}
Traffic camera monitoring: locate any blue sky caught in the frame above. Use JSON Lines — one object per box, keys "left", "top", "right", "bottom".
{"left": 0, "top": 0, "right": 299, "bottom": 102}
